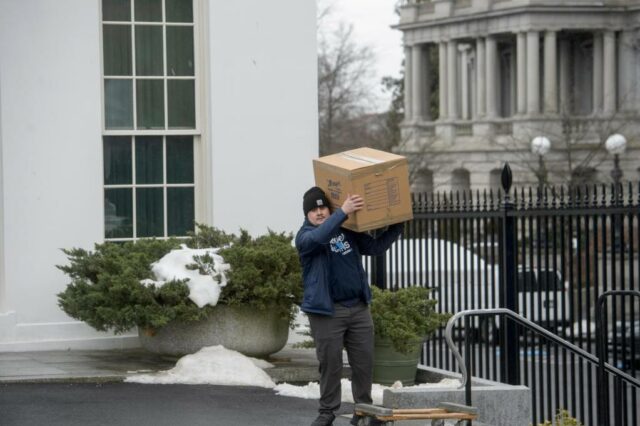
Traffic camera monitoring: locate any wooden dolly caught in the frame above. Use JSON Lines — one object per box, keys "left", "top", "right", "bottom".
{"left": 355, "top": 402, "right": 478, "bottom": 426}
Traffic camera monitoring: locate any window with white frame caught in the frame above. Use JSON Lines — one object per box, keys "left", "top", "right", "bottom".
{"left": 101, "top": 0, "right": 198, "bottom": 240}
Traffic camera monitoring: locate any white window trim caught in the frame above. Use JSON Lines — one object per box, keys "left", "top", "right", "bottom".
{"left": 99, "top": 0, "right": 207, "bottom": 241}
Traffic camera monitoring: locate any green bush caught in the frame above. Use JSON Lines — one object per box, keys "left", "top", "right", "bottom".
{"left": 371, "top": 286, "right": 450, "bottom": 355}
{"left": 537, "top": 409, "right": 583, "bottom": 426}
{"left": 57, "top": 226, "right": 302, "bottom": 333}
{"left": 208, "top": 229, "right": 302, "bottom": 325}
{"left": 187, "top": 223, "right": 237, "bottom": 249}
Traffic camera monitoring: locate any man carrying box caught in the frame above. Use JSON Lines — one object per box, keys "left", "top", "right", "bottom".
{"left": 295, "top": 186, "right": 404, "bottom": 426}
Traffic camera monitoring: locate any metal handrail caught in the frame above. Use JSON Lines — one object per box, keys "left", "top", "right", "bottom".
{"left": 443, "top": 308, "right": 640, "bottom": 390}
{"left": 595, "top": 290, "right": 640, "bottom": 426}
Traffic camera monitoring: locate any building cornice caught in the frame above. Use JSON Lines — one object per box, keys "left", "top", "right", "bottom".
{"left": 397, "top": 5, "right": 640, "bottom": 44}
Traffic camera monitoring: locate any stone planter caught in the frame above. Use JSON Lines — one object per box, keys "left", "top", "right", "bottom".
{"left": 383, "top": 365, "right": 531, "bottom": 426}
{"left": 138, "top": 305, "right": 289, "bottom": 358}
{"left": 372, "top": 337, "right": 422, "bottom": 386}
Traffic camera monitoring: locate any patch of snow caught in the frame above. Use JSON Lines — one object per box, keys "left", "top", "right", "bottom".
{"left": 126, "top": 345, "right": 461, "bottom": 403}
{"left": 274, "top": 381, "right": 321, "bottom": 400}
{"left": 125, "top": 345, "right": 275, "bottom": 388}
{"left": 411, "top": 378, "right": 461, "bottom": 389}
{"left": 141, "top": 245, "right": 230, "bottom": 308}
{"left": 274, "top": 378, "right": 461, "bottom": 405}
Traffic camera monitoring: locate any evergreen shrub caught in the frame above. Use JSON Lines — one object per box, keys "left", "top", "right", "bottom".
{"left": 538, "top": 409, "right": 583, "bottom": 426}
{"left": 57, "top": 225, "right": 302, "bottom": 333}
{"left": 370, "top": 286, "right": 450, "bottom": 354}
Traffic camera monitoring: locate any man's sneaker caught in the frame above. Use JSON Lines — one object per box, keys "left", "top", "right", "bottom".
{"left": 311, "top": 412, "right": 335, "bottom": 426}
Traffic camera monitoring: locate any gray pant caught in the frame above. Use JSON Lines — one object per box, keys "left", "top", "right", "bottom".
{"left": 307, "top": 302, "right": 374, "bottom": 414}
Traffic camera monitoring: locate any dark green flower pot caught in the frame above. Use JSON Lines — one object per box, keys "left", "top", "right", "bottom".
{"left": 372, "top": 337, "right": 422, "bottom": 386}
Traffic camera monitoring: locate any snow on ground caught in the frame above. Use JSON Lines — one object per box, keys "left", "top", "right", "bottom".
{"left": 126, "top": 345, "right": 461, "bottom": 403}
{"left": 140, "top": 245, "right": 230, "bottom": 308}
{"left": 126, "top": 346, "right": 276, "bottom": 387}
{"left": 273, "top": 378, "right": 459, "bottom": 405}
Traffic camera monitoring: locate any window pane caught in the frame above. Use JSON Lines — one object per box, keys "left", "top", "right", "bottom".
{"left": 166, "top": 136, "right": 193, "bottom": 183}
{"left": 168, "top": 187, "right": 194, "bottom": 236}
{"left": 103, "top": 25, "right": 132, "bottom": 76}
{"left": 134, "top": 0, "right": 162, "bottom": 22}
{"left": 105, "top": 188, "right": 133, "bottom": 238}
{"left": 135, "top": 25, "right": 163, "bottom": 76}
{"left": 167, "top": 79, "right": 195, "bottom": 128}
{"left": 136, "top": 188, "right": 164, "bottom": 237}
{"left": 166, "top": 27, "right": 194, "bottom": 76}
{"left": 104, "top": 136, "right": 132, "bottom": 184}
{"left": 136, "top": 79, "right": 164, "bottom": 129}
{"left": 103, "top": 0, "right": 130, "bottom": 21}
{"left": 135, "top": 136, "right": 163, "bottom": 184}
{"left": 105, "top": 79, "right": 133, "bottom": 129}
{"left": 166, "top": 0, "right": 193, "bottom": 23}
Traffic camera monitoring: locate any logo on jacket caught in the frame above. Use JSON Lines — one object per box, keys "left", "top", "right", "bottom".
{"left": 330, "top": 233, "right": 352, "bottom": 255}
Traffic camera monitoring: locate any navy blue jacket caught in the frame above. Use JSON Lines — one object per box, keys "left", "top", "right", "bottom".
{"left": 295, "top": 209, "right": 403, "bottom": 316}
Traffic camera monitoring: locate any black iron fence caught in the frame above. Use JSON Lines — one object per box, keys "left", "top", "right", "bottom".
{"left": 367, "top": 164, "right": 640, "bottom": 426}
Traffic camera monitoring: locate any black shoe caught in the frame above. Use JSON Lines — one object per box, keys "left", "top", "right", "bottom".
{"left": 311, "top": 412, "right": 335, "bottom": 426}
{"left": 350, "top": 414, "right": 385, "bottom": 426}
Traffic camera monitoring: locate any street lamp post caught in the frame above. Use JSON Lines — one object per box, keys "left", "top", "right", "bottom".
{"left": 531, "top": 136, "right": 551, "bottom": 248}
{"left": 605, "top": 133, "right": 627, "bottom": 252}
{"left": 605, "top": 133, "right": 626, "bottom": 184}
{"left": 531, "top": 136, "right": 551, "bottom": 199}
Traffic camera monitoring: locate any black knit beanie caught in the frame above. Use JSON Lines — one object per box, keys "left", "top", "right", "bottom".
{"left": 303, "top": 186, "right": 331, "bottom": 216}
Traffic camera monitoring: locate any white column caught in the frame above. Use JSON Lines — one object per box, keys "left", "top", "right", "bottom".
{"left": 526, "top": 31, "right": 540, "bottom": 115}
{"left": 412, "top": 45, "right": 424, "bottom": 120}
{"left": 516, "top": 32, "right": 527, "bottom": 115}
{"left": 559, "top": 39, "right": 570, "bottom": 113}
{"left": 485, "top": 35, "right": 499, "bottom": 118}
{"left": 593, "top": 32, "right": 603, "bottom": 114}
{"left": 447, "top": 40, "right": 459, "bottom": 119}
{"left": 439, "top": 42, "right": 448, "bottom": 120}
{"left": 618, "top": 31, "right": 636, "bottom": 112}
{"left": 603, "top": 30, "right": 617, "bottom": 114}
{"left": 404, "top": 46, "right": 413, "bottom": 121}
{"left": 459, "top": 44, "right": 471, "bottom": 120}
{"left": 476, "top": 38, "right": 486, "bottom": 118}
{"left": 543, "top": 31, "right": 558, "bottom": 114}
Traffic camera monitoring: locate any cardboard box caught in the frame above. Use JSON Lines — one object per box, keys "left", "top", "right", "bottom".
{"left": 313, "top": 147, "right": 413, "bottom": 232}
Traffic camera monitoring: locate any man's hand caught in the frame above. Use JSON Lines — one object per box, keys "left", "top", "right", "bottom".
{"left": 341, "top": 194, "right": 364, "bottom": 215}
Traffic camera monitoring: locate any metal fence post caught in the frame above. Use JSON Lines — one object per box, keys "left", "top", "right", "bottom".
{"left": 500, "top": 164, "right": 519, "bottom": 385}
{"left": 373, "top": 254, "right": 386, "bottom": 289}
{"left": 369, "top": 226, "right": 387, "bottom": 289}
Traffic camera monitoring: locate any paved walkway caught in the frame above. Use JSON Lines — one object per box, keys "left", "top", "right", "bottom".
{"left": 0, "top": 346, "right": 365, "bottom": 425}
{"left": 1, "top": 347, "right": 495, "bottom": 425}
{"left": 0, "top": 345, "right": 323, "bottom": 384}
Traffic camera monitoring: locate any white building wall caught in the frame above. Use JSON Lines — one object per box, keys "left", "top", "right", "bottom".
{"left": 0, "top": 0, "right": 318, "bottom": 351}
{"left": 0, "top": 0, "right": 108, "bottom": 350}
{"left": 0, "top": 69, "right": 5, "bottom": 314}
{"left": 208, "top": 1, "right": 317, "bottom": 235}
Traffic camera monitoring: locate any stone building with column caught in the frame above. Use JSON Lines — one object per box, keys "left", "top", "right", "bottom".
{"left": 396, "top": 0, "right": 640, "bottom": 193}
